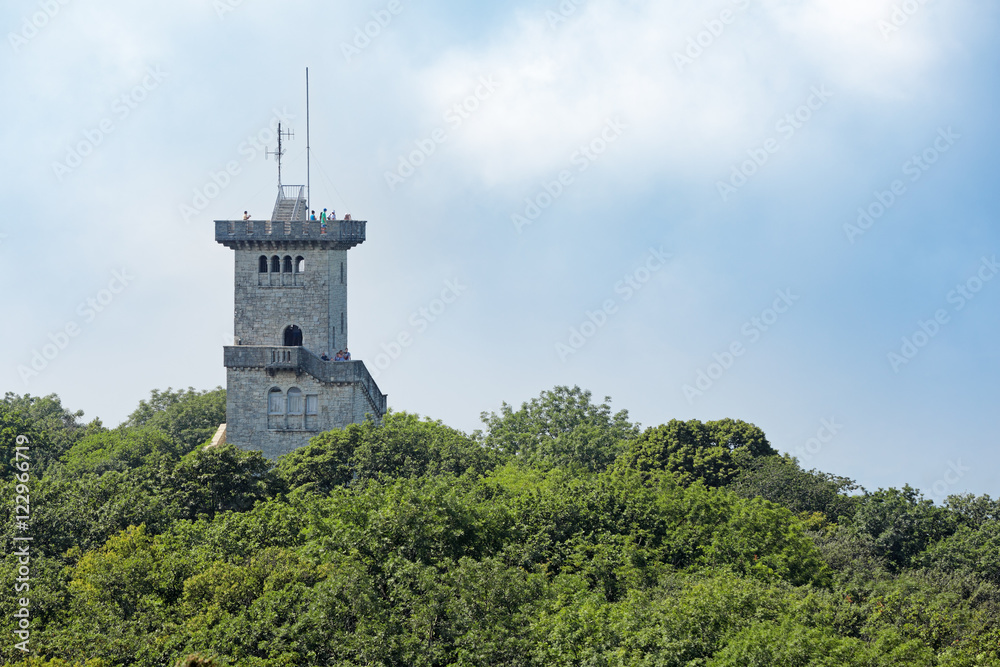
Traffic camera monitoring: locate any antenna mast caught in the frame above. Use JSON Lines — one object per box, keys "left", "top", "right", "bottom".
{"left": 306, "top": 66, "right": 311, "bottom": 214}
{"left": 265, "top": 123, "right": 294, "bottom": 187}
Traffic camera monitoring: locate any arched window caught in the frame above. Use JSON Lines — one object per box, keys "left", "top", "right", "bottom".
{"left": 283, "top": 325, "right": 303, "bottom": 347}
{"left": 271, "top": 255, "right": 280, "bottom": 273}
{"left": 296, "top": 256, "right": 305, "bottom": 273}
{"left": 287, "top": 388, "right": 303, "bottom": 415}
{"left": 268, "top": 388, "right": 283, "bottom": 414}
{"left": 268, "top": 387, "right": 284, "bottom": 430}
{"left": 258, "top": 256, "right": 268, "bottom": 273}
{"left": 283, "top": 256, "right": 293, "bottom": 273}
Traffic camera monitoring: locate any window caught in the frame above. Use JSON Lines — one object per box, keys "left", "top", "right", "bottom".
{"left": 287, "top": 388, "right": 303, "bottom": 415}
{"left": 258, "top": 256, "right": 268, "bottom": 273}
{"left": 296, "top": 256, "right": 305, "bottom": 273}
{"left": 340, "top": 262, "right": 345, "bottom": 284}
{"left": 271, "top": 255, "right": 281, "bottom": 273}
{"left": 305, "top": 394, "right": 318, "bottom": 430}
{"left": 268, "top": 387, "right": 284, "bottom": 429}
{"left": 283, "top": 256, "right": 293, "bottom": 273}
{"left": 268, "top": 388, "right": 284, "bottom": 414}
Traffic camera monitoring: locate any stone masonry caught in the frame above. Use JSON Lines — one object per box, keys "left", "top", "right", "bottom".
{"left": 215, "top": 190, "right": 386, "bottom": 460}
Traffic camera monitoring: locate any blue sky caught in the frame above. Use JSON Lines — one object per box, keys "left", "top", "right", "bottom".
{"left": 1, "top": 0, "right": 997, "bottom": 500}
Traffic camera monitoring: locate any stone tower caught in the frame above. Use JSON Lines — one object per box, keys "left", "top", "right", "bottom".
{"left": 215, "top": 186, "right": 386, "bottom": 460}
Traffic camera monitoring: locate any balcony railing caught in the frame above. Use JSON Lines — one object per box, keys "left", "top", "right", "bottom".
{"left": 224, "top": 345, "right": 387, "bottom": 416}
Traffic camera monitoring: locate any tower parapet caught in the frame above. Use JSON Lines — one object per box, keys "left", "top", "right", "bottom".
{"left": 214, "top": 219, "right": 366, "bottom": 250}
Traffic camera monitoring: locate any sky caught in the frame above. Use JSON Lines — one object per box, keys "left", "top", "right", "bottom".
{"left": 1, "top": 0, "right": 997, "bottom": 501}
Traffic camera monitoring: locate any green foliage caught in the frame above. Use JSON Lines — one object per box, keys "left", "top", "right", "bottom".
{"left": 14, "top": 465, "right": 179, "bottom": 555}
{"left": 169, "top": 444, "right": 276, "bottom": 519}
{"left": 915, "top": 521, "right": 1000, "bottom": 586}
{"left": 2, "top": 393, "right": 99, "bottom": 469}
{"left": 480, "top": 385, "right": 639, "bottom": 471}
{"left": 617, "top": 417, "right": 776, "bottom": 487}
{"left": 126, "top": 387, "right": 226, "bottom": 452}
{"left": 6, "top": 659, "right": 111, "bottom": 667}
{"left": 174, "top": 656, "right": 218, "bottom": 667}
{"left": 852, "top": 485, "right": 957, "bottom": 572}
{"left": 60, "top": 426, "right": 181, "bottom": 475}
{"left": 730, "top": 454, "right": 861, "bottom": 519}
{"left": 276, "top": 411, "right": 496, "bottom": 494}
{"left": 707, "top": 618, "right": 871, "bottom": 666}
{"left": 4, "top": 386, "right": 1000, "bottom": 666}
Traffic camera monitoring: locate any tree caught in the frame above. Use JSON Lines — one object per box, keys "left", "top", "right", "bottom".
{"left": 730, "top": 454, "right": 861, "bottom": 519}
{"left": 0, "top": 396, "right": 99, "bottom": 476}
{"left": 2, "top": 392, "right": 96, "bottom": 462}
{"left": 126, "top": 387, "right": 226, "bottom": 452}
{"left": 169, "top": 444, "right": 276, "bottom": 519}
{"left": 480, "top": 386, "right": 639, "bottom": 471}
{"left": 60, "top": 426, "right": 181, "bottom": 475}
{"left": 851, "top": 486, "right": 956, "bottom": 572}
{"left": 276, "top": 411, "right": 496, "bottom": 493}
{"left": 617, "top": 418, "right": 776, "bottom": 487}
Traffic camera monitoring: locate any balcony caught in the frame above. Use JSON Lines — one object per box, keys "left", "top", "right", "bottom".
{"left": 224, "top": 346, "right": 386, "bottom": 416}
{"left": 214, "top": 219, "right": 367, "bottom": 251}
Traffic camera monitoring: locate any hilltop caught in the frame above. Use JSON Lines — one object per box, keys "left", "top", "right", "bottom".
{"left": 2, "top": 387, "right": 999, "bottom": 666}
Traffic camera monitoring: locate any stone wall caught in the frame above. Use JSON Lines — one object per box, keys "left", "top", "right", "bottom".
{"left": 234, "top": 247, "right": 349, "bottom": 356}
{"left": 226, "top": 366, "right": 376, "bottom": 460}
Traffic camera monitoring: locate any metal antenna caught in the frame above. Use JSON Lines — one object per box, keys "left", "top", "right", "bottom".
{"left": 306, "top": 67, "right": 311, "bottom": 213}
{"left": 265, "top": 123, "right": 294, "bottom": 187}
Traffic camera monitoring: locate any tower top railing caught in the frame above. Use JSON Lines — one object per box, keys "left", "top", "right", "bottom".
{"left": 273, "top": 185, "right": 307, "bottom": 222}
{"left": 279, "top": 184, "right": 304, "bottom": 200}
{"left": 214, "top": 219, "right": 367, "bottom": 250}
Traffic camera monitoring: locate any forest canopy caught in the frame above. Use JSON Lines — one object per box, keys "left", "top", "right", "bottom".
{"left": 1, "top": 386, "right": 999, "bottom": 666}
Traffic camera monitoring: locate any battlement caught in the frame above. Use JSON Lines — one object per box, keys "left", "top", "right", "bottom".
{"left": 215, "top": 219, "right": 367, "bottom": 250}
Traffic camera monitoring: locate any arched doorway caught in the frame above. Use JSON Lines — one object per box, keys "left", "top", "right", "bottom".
{"left": 283, "top": 325, "right": 303, "bottom": 347}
